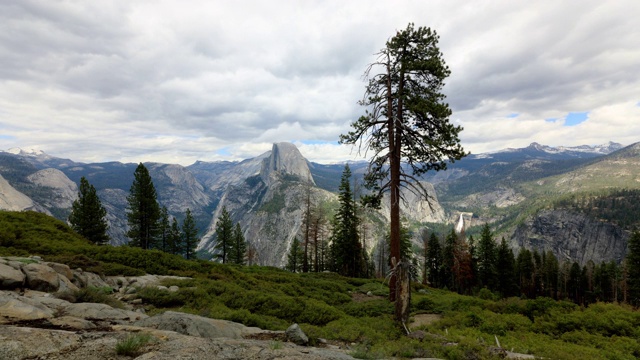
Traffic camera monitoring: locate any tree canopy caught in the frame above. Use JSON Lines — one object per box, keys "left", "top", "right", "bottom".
{"left": 68, "top": 176, "right": 109, "bottom": 245}
{"left": 126, "top": 163, "right": 161, "bottom": 250}
{"left": 341, "top": 23, "right": 466, "bottom": 314}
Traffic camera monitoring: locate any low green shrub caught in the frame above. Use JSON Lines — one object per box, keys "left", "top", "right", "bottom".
{"left": 66, "top": 286, "right": 124, "bottom": 309}
{"left": 340, "top": 299, "right": 393, "bottom": 317}
{"left": 137, "top": 287, "right": 186, "bottom": 308}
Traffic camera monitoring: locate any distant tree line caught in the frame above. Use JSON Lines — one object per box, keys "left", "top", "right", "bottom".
{"left": 555, "top": 189, "right": 640, "bottom": 230}
{"left": 286, "top": 164, "right": 374, "bottom": 276}
{"left": 417, "top": 223, "right": 640, "bottom": 306}
{"left": 68, "top": 163, "right": 249, "bottom": 263}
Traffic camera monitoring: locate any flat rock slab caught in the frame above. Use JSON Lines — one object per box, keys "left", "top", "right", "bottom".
{"left": 134, "top": 311, "right": 259, "bottom": 339}
{"left": 0, "top": 297, "right": 54, "bottom": 323}
{"left": 62, "top": 302, "right": 147, "bottom": 322}
{"left": 0, "top": 326, "right": 81, "bottom": 359}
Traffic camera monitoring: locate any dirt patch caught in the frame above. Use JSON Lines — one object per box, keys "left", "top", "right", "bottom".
{"left": 410, "top": 313, "right": 443, "bottom": 329}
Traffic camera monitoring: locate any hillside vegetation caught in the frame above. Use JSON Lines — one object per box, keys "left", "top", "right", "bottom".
{"left": 3, "top": 210, "right": 640, "bottom": 359}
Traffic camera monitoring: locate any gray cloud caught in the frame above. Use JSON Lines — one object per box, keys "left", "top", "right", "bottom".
{"left": 0, "top": 0, "right": 638, "bottom": 164}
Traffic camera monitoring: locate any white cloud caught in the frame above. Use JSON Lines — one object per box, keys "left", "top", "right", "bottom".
{"left": 0, "top": 0, "right": 638, "bottom": 165}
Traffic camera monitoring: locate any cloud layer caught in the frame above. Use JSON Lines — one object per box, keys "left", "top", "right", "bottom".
{"left": 1, "top": 0, "right": 638, "bottom": 164}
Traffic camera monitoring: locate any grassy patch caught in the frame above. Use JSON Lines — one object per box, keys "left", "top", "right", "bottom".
{"left": 115, "top": 333, "right": 153, "bottom": 356}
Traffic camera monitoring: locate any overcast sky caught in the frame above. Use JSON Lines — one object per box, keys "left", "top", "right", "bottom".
{"left": 1, "top": 1, "right": 639, "bottom": 165}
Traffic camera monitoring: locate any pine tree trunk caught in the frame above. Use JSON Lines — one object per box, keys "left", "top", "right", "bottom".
{"left": 395, "top": 260, "right": 411, "bottom": 326}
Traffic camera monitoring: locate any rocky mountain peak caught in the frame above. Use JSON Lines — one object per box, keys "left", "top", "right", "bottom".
{"left": 260, "top": 142, "right": 315, "bottom": 185}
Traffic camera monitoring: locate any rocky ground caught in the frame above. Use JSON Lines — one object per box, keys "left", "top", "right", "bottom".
{"left": 0, "top": 256, "right": 357, "bottom": 360}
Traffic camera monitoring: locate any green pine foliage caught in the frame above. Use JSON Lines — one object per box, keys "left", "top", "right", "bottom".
{"left": 496, "top": 237, "right": 518, "bottom": 297}
{"left": 182, "top": 208, "right": 198, "bottom": 260}
{"left": 626, "top": 231, "right": 640, "bottom": 306}
{"left": 167, "top": 217, "right": 183, "bottom": 256}
{"left": 426, "top": 232, "right": 442, "bottom": 288}
{"left": 286, "top": 237, "right": 304, "bottom": 272}
{"left": 228, "top": 223, "right": 247, "bottom": 265}
{"left": 214, "top": 206, "right": 233, "bottom": 263}
{"left": 476, "top": 224, "right": 498, "bottom": 291}
{"left": 158, "top": 206, "right": 170, "bottom": 252}
{"left": 329, "top": 164, "right": 365, "bottom": 278}
{"left": 126, "top": 163, "right": 161, "bottom": 250}
{"left": 68, "top": 177, "right": 109, "bottom": 245}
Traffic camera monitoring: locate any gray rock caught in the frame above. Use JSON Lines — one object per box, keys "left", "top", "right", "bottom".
{"left": 46, "top": 262, "right": 73, "bottom": 280}
{"left": 0, "top": 295, "right": 54, "bottom": 322}
{"left": 513, "top": 209, "right": 629, "bottom": 264}
{"left": 57, "top": 273, "right": 80, "bottom": 293}
{"left": 23, "top": 263, "right": 60, "bottom": 292}
{"left": 50, "top": 315, "right": 97, "bottom": 330}
{"left": 169, "top": 285, "right": 179, "bottom": 292}
{"left": 0, "top": 326, "right": 81, "bottom": 359}
{"left": 63, "top": 302, "right": 147, "bottom": 322}
{"left": 72, "top": 270, "right": 109, "bottom": 289}
{"left": 0, "top": 263, "right": 25, "bottom": 289}
{"left": 286, "top": 323, "right": 309, "bottom": 345}
{"left": 134, "top": 311, "right": 258, "bottom": 339}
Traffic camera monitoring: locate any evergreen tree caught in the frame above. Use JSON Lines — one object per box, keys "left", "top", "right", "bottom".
{"left": 214, "top": 206, "right": 234, "bottom": 263}
{"left": 626, "top": 231, "right": 640, "bottom": 305}
{"left": 476, "top": 224, "right": 498, "bottom": 291}
{"left": 442, "top": 229, "right": 457, "bottom": 290}
{"left": 496, "top": 237, "right": 518, "bottom": 297}
{"left": 68, "top": 176, "right": 109, "bottom": 245}
{"left": 286, "top": 237, "right": 304, "bottom": 272}
{"left": 541, "top": 250, "right": 559, "bottom": 299}
{"left": 228, "top": 223, "right": 247, "bottom": 265}
{"left": 452, "top": 234, "right": 474, "bottom": 294}
{"left": 330, "top": 164, "right": 363, "bottom": 277}
{"left": 516, "top": 249, "right": 534, "bottom": 298}
{"left": 386, "top": 223, "right": 417, "bottom": 280}
{"left": 182, "top": 208, "right": 198, "bottom": 260}
{"left": 340, "top": 23, "right": 467, "bottom": 309}
{"left": 426, "top": 232, "right": 442, "bottom": 287}
{"left": 167, "top": 217, "right": 183, "bottom": 255}
{"left": 158, "top": 206, "right": 170, "bottom": 252}
{"left": 126, "top": 163, "right": 161, "bottom": 250}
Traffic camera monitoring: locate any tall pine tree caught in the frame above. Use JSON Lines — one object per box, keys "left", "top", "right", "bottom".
{"left": 126, "top": 163, "right": 161, "bottom": 250}
{"left": 68, "top": 177, "right": 109, "bottom": 245}
{"left": 330, "top": 164, "right": 363, "bottom": 277}
{"left": 426, "top": 232, "right": 442, "bottom": 287}
{"left": 214, "top": 206, "right": 234, "bottom": 263}
{"left": 167, "top": 217, "right": 183, "bottom": 255}
{"left": 626, "top": 231, "right": 640, "bottom": 306}
{"left": 182, "top": 208, "right": 198, "bottom": 260}
{"left": 476, "top": 224, "right": 498, "bottom": 291}
{"left": 496, "top": 237, "right": 518, "bottom": 297}
{"left": 158, "top": 206, "right": 170, "bottom": 252}
{"left": 286, "top": 237, "right": 304, "bottom": 272}
{"left": 228, "top": 223, "right": 247, "bottom": 265}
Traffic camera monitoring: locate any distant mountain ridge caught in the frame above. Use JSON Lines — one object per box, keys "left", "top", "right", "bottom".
{"left": 0, "top": 141, "right": 633, "bottom": 266}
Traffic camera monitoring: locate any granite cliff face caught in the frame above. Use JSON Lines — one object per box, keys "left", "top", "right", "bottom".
{"left": 0, "top": 174, "right": 38, "bottom": 212}
{"left": 26, "top": 168, "right": 78, "bottom": 209}
{"left": 512, "top": 209, "right": 629, "bottom": 264}
{"left": 198, "top": 143, "right": 331, "bottom": 266}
